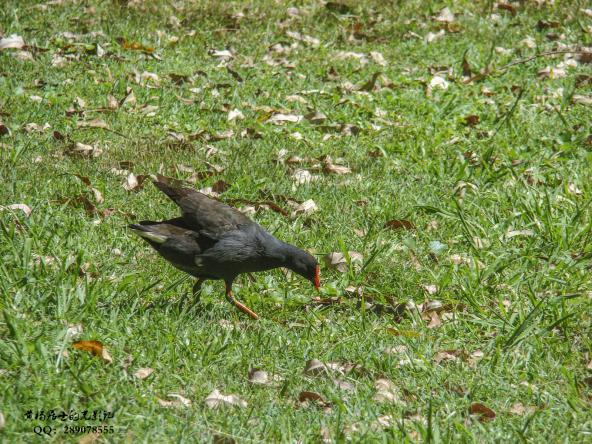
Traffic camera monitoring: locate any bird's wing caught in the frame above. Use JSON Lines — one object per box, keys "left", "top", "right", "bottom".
{"left": 129, "top": 221, "right": 208, "bottom": 276}
{"left": 153, "top": 181, "right": 252, "bottom": 237}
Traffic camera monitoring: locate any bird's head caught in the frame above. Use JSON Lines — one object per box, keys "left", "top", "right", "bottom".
{"left": 287, "top": 249, "right": 320, "bottom": 290}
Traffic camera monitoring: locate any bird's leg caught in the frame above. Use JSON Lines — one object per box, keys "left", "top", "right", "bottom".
{"left": 225, "top": 282, "right": 259, "bottom": 320}
{"left": 192, "top": 278, "right": 204, "bottom": 300}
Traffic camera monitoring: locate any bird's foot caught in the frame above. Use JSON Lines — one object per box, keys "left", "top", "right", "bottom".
{"left": 225, "top": 293, "right": 259, "bottom": 320}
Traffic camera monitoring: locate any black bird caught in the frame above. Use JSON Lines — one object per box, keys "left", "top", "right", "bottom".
{"left": 129, "top": 181, "right": 320, "bottom": 319}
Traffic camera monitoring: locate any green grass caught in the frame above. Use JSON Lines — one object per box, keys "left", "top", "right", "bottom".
{"left": 1, "top": 0, "right": 591, "bottom": 442}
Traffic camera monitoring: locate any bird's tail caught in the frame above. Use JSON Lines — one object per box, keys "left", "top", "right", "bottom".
{"left": 128, "top": 223, "right": 168, "bottom": 244}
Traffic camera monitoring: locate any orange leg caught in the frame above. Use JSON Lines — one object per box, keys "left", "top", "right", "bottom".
{"left": 225, "top": 283, "right": 259, "bottom": 320}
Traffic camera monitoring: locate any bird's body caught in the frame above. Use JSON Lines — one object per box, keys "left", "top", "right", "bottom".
{"left": 130, "top": 181, "right": 320, "bottom": 319}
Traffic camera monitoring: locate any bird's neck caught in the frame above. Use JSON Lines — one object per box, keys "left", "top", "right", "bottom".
{"left": 261, "top": 232, "right": 298, "bottom": 267}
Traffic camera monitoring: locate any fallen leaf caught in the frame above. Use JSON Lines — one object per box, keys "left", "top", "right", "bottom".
{"left": 66, "top": 142, "right": 102, "bottom": 158}
{"left": 0, "top": 34, "right": 25, "bottom": 50}
{"left": 291, "top": 199, "right": 318, "bottom": 216}
{"left": 117, "top": 37, "right": 154, "bottom": 53}
{"left": 77, "top": 432, "right": 100, "bottom": 444}
{"left": 304, "top": 111, "right": 327, "bottom": 124}
{"left": 425, "top": 30, "right": 445, "bottom": 43}
{"left": 107, "top": 94, "right": 119, "bottom": 110}
{"left": 248, "top": 369, "right": 269, "bottom": 385}
{"left": 208, "top": 49, "right": 233, "bottom": 59}
{"left": 0, "top": 203, "right": 32, "bottom": 217}
{"left": 370, "top": 51, "right": 387, "bottom": 66}
{"left": 422, "top": 284, "right": 438, "bottom": 295}
{"left": 333, "top": 379, "right": 355, "bottom": 391}
{"left": 134, "top": 367, "right": 154, "bottom": 380}
{"left": 304, "top": 359, "right": 328, "bottom": 376}
{"left": 23, "top": 122, "right": 51, "bottom": 133}
{"left": 428, "top": 75, "right": 449, "bottom": 94}
{"left": 384, "top": 345, "right": 408, "bottom": 355}
{"left": 464, "top": 115, "right": 480, "bottom": 126}
{"left": 538, "top": 66, "right": 567, "bottom": 79}
{"left": 469, "top": 402, "right": 496, "bottom": 422}
{"left": 324, "top": 251, "right": 363, "bottom": 273}
{"left": 373, "top": 378, "right": 402, "bottom": 404}
{"left": 433, "top": 349, "right": 462, "bottom": 364}
{"left": 375, "top": 415, "right": 394, "bottom": 428}
{"left": 426, "top": 311, "right": 442, "bottom": 329}
{"left": 322, "top": 157, "right": 351, "bottom": 175}
{"left": 122, "top": 173, "right": 148, "bottom": 192}
{"left": 0, "top": 121, "right": 10, "bottom": 136}
{"left": 298, "top": 391, "right": 331, "bottom": 411}
{"left": 385, "top": 219, "right": 415, "bottom": 230}
{"left": 509, "top": 402, "right": 536, "bottom": 415}
{"left": 66, "top": 324, "right": 83, "bottom": 339}
{"left": 292, "top": 169, "right": 317, "bottom": 185}
{"left": 505, "top": 229, "right": 534, "bottom": 239}
{"left": 435, "top": 7, "right": 455, "bottom": 23}
{"left": 573, "top": 95, "right": 592, "bottom": 106}
{"left": 568, "top": 183, "right": 583, "bottom": 196}
{"left": 76, "top": 119, "right": 109, "bottom": 129}
{"left": 267, "top": 113, "right": 303, "bottom": 124}
{"left": 286, "top": 31, "right": 320, "bottom": 47}
{"left": 227, "top": 108, "right": 244, "bottom": 121}
{"left": 72, "top": 340, "right": 112, "bottom": 363}
{"left": 204, "top": 389, "right": 247, "bottom": 409}
{"left": 157, "top": 393, "right": 192, "bottom": 408}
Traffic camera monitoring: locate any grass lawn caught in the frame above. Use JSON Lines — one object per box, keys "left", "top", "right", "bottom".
{"left": 1, "top": 0, "right": 591, "bottom": 442}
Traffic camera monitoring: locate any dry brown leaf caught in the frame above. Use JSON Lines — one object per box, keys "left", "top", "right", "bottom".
{"left": 435, "top": 7, "right": 455, "bottom": 23}
{"left": 77, "top": 119, "right": 109, "bottom": 129}
{"left": 208, "top": 49, "right": 233, "bottom": 59}
{"left": 0, "top": 34, "right": 25, "bottom": 50}
{"left": 505, "top": 229, "right": 534, "bottom": 239}
{"left": 291, "top": 199, "right": 318, "bottom": 216}
{"left": 1, "top": 203, "right": 32, "bottom": 217}
{"left": 323, "top": 158, "right": 351, "bottom": 175}
{"left": 72, "top": 340, "right": 112, "bottom": 363}
{"left": 324, "top": 251, "right": 363, "bottom": 273}
{"left": 227, "top": 108, "right": 244, "bottom": 121}
{"left": 134, "top": 367, "right": 154, "bottom": 380}
{"left": 286, "top": 31, "right": 320, "bottom": 47}
{"left": 298, "top": 391, "right": 331, "bottom": 411}
{"left": 66, "top": 142, "right": 102, "bottom": 158}
{"left": 66, "top": 324, "right": 83, "bottom": 339}
{"left": 248, "top": 369, "right": 269, "bottom": 385}
{"left": 291, "top": 169, "right": 314, "bottom": 185}
{"left": 333, "top": 379, "right": 355, "bottom": 391}
{"left": 373, "top": 378, "right": 402, "bottom": 404}
{"left": 538, "top": 66, "right": 567, "bottom": 79}
{"left": 509, "top": 402, "right": 536, "bottom": 415}
{"left": 122, "top": 173, "right": 148, "bottom": 192}
{"left": 107, "top": 94, "right": 119, "bottom": 110}
{"left": 304, "top": 359, "right": 328, "bottom": 376}
{"left": 385, "top": 219, "right": 415, "bottom": 230}
{"left": 433, "top": 349, "right": 462, "bottom": 364}
{"left": 573, "top": 95, "right": 592, "bottom": 106}
{"left": 267, "top": 113, "right": 303, "bottom": 124}
{"left": 464, "top": 115, "right": 480, "bottom": 126}
{"left": 77, "top": 432, "right": 100, "bottom": 444}
{"left": 24, "top": 122, "right": 51, "bottom": 133}
{"left": 157, "top": 393, "right": 192, "bottom": 408}
{"left": 426, "top": 311, "right": 442, "bottom": 329}
{"left": 469, "top": 402, "right": 496, "bottom": 422}
{"left": 422, "top": 284, "right": 438, "bottom": 295}
{"left": 204, "top": 389, "right": 247, "bottom": 409}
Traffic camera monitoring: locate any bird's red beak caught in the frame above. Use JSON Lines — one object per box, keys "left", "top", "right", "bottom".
{"left": 314, "top": 265, "right": 320, "bottom": 290}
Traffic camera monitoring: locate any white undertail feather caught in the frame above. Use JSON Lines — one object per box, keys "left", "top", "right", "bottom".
{"left": 130, "top": 228, "right": 168, "bottom": 244}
